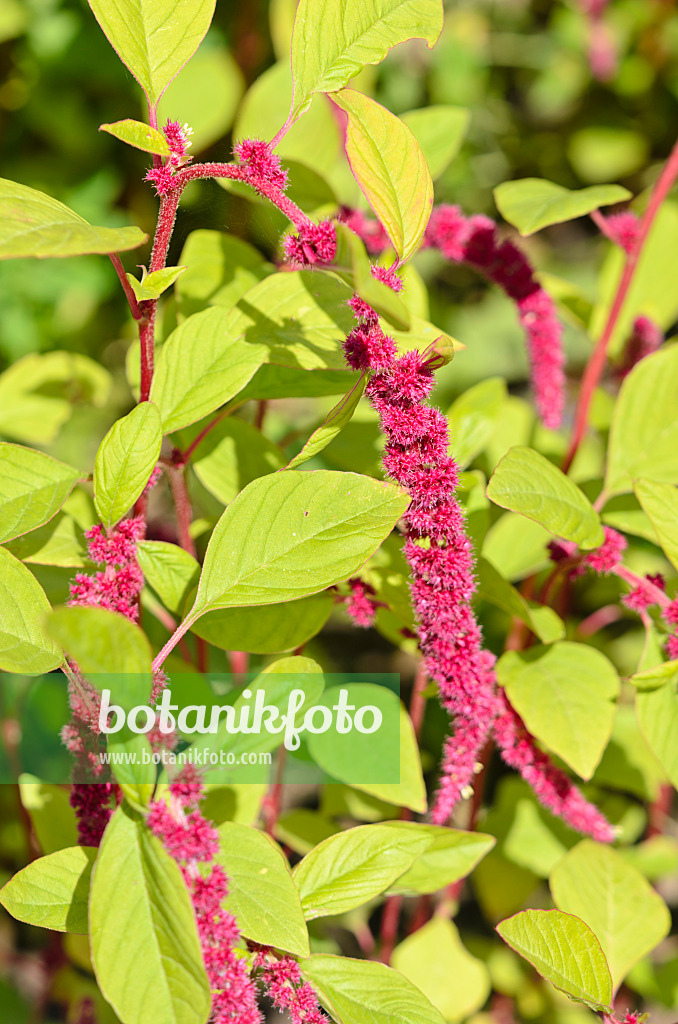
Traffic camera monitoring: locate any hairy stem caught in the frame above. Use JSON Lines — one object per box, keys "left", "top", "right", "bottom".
{"left": 563, "top": 134, "right": 678, "bottom": 472}
{"left": 108, "top": 253, "right": 143, "bottom": 320}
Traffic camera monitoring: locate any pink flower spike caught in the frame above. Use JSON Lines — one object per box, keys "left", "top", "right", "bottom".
{"left": 601, "top": 211, "right": 642, "bottom": 254}
{"left": 162, "top": 119, "right": 193, "bottom": 161}
{"left": 233, "top": 138, "right": 288, "bottom": 191}
{"left": 346, "top": 578, "right": 377, "bottom": 628}
{"left": 144, "top": 164, "right": 177, "bottom": 196}
{"left": 285, "top": 220, "right": 337, "bottom": 266}
{"left": 585, "top": 526, "right": 627, "bottom": 574}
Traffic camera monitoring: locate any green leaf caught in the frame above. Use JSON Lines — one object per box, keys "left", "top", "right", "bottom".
{"left": 127, "top": 266, "right": 186, "bottom": 302}
{"left": 150, "top": 307, "right": 266, "bottom": 432}
{"left": 292, "top": 822, "right": 431, "bottom": 919}
{"left": 636, "top": 673, "right": 678, "bottom": 787}
{"left": 497, "top": 642, "right": 619, "bottom": 779}
{"left": 330, "top": 90, "right": 433, "bottom": 262}
{"left": 0, "top": 178, "right": 146, "bottom": 259}
{"left": 487, "top": 446, "right": 605, "bottom": 549}
{"left": 447, "top": 377, "right": 507, "bottom": 469}
{"left": 90, "top": 803, "right": 210, "bottom": 1024}
{"left": 392, "top": 918, "right": 490, "bottom": 1022}
{"left": 287, "top": 376, "right": 366, "bottom": 470}
{"left": 385, "top": 825, "right": 495, "bottom": 895}
{"left": 482, "top": 511, "right": 552, "bottom": 582}
{"left": 18, "top": 774, "right": 79, "bottom": 854}
{"left": 494, "top": 179, "right": 631, "bottom": 236}
{"left": 0, "top": 547, "right": 62, "bottom": 673}
{"left": 185, "top": 416, "right": 285, "bottom": 505}
{"left": 87, "top": 0, "right": 216, "bottom": 110}
{"left": 400, "top": 106, "right": 469, "bottom": 181}
{"left": 7, "top": 513, "right": 88, "bottom": 567}
{"left": 188, "top": 470, "right": 410, "bottom": 617}
{"left": 550, "top": 840, "right": 671, "bottom": 992}
{"left": 0, "top": 443, "right": 80, "bottom": 544}
{"left": 176, "top": 229, "right": 270, "bottom": 320}
{"left": 301, "top": 954, "right": 446, "bottom": 1024}
{"left": 191, "top": 592, "right": 333, "bottom": 654}
{"left": 290, "top": 0, "right": 443, "bottom": 120}
{"left": 215, "top": 821, "right": 309, "bottom": 957}
{"left": 496, "top": 909, "right": 613, "bottom": 1012}
{"left": 346, "top": 703, "right": 427, "bottom": 813}
{"left": 328, "top": 223, "right": 411, "bottom": 330}
{"left": 100, "top": 119, "right": 170, "bottom": 155}
{"left": 606, "top": 346, "right": 678, "bottom": 496}
{"left": 634, "top": 478, "right": 678, "bottom": 570}
{"left": 136, "top": 541, "right": 200, "bottom": 615}
{"left": 47, "top": 606, "right": 152, "bottom": 684}
{"left": 94, "top": 403, "right": 162, "bottom": 528}
{"left": 0, "top": 846, "right": 96, "bottom": 934}
{"left": 477, "top": 558, "right": 565, "bottom": 645}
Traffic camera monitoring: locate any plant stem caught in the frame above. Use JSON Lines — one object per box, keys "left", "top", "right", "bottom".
{"left": 109, "top": 253, "right": 143, "bottom": 320}
{"left": 167, "top": 461, "right": 197, "bottom": 559}
{"left": 563, "top": 134, "right": 678, "bottom": 473}
{"left": 138, "top": 308, "right": 155, "bottom": 403}
{"left": 153, "top": 615, "right": 196, "bottom": 673}
{"left": 173, "top": 162, "right": 312, "bottom": 230}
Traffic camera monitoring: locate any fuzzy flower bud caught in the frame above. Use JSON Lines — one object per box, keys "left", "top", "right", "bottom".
{"left": 284, "top": 220, "right": 337, "bottom": 266}
{"left": 233, "top": 138, "right": 288, "bottom": 192}
{"left": 585, "top": 527, "right": 627, "bottom": 574}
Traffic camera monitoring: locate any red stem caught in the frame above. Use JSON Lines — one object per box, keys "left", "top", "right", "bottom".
{"left": 563, "top": 134, "right": 678, "bottom": 473}
{"left": 109, "top": 253, "right": 143, "bottom": 320}
{"left": 172, "top": 162, "right": 312, "bottom": 230}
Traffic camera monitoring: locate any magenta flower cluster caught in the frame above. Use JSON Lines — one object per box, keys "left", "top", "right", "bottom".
{"left": 334, "top": 230, "right": 612, "bottom": 838}
{"left": 616, "top": 315, "right": 663, "bottom": 378}
{"left": 345, "top": 578, "right": 377, "bottom": 628}
{"left": 341, "top": 204, "right": 566, "bottom": 430}
{"left": 69, "top": 516, "right": 145, "bottom": 620}
{"left": 254, "top": 949, "right": 328, "bottom": 1024}
{"left": 147, "top": 770, "right": 262, "bottom": 1024}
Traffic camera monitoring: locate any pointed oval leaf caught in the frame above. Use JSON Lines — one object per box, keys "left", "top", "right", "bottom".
{"left": 550, "top": 840, "right": 671, "bottom": 992}
{"left": 136, "top": 540, "right": 200, "bottom": 615}
{"left": 0, "top": 443, "right": 81, "bottom": 543}
{"left": 292, "top": 823, "right": 431, "bottom": 920}
{"left": 634, "top": 478, "right": 678, "bottom": 570}
{"left": 606, "top": 345, "right": 678, "bottom": 496}
{"left": 0, "top": 846, "right": 96, "bottom": 934}
{"left": 191, "top": 593, "right": 333, "bottom": 654}
{"left": 494, "top": 179, "right": 631, "bottom": 236}
{"left": 487, "top": 446, "right": 605, "bottom": 549}
{"left": 290, "top": 0, "right": 443, "bottom": 120}
{"left": 189, "top": 470, "right": 410, "bottom": 617}
{"left": 90, "top": 804, "right": 211, "bottom": 1024}
{"left": 496, "top": 909, "right": 613, "bottom": 1012}
{"left": 47, "top": 606, "right": 152, "bottom": 680}
{"left": 301, "top": 954, "right": 446, "bottom": 1024}
{"left": 385, "top": 825, "right": 495, "bottom": 895}
{"left": 215, "top": 822, "right": 309, "bottom": 957}
{"left": 127, "top": 266, "right": 186, "bottom": 301}
{"left": 0, "top": 547, "right": 62, "bottom": 673}
{"left": 330, "top": 90, "right": 433, "bottom": 261}
{"left": 19, "top": 775, "right": 79, "bottom": 854}
{"left": 100, "top": 119, "right": 170, "bottom": 155}
{"left": 0, "top": 178, "right": 146, "bottom": 259}
{"left": 400, "top": 105, "right": 470, "bottom": 181}
{"left": 636, "top": 675, "right": 678, "bottom": 788}
{"left": 87, "top": 0, "right": 216, "bottom": 110}
{"left": 496, "top": 642, "right": 619, "bottom": 780}
{"left": 94, "top": 402, "right": 162, "bottom": 528}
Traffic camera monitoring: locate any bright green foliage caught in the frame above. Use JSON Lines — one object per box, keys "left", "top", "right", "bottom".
{"left": 496, "top": 909, "right": 613, "bottom": 1012}
{"left": 292, "top": 823, "right": 431, "bottom": 919}
{"left": 301, "top": 954, "right": 447, "bottom": 1024}
{"left": 392, "top": 918, "right": 490, "bottom": 1022}
{"left": 215, "top": 821, "right": 309, "bottom": 957}
{"left": 496, "top": 643, "right": 619, "bottom": 779}
{"left": 90, "top": 804, "right": 211, "bottom": 1024}
{"left": 330, "top": 90, "right": 433, "bottom": 262}
{"left": 187, "top": 416, "right": 285, "bottom": 505}
{"left": 176, "top": 230, "right": 270, "bottom": 319}
{"left": 126, "top": 266, "right": 186, "bottom": 301}
{"left": 287, "top": 377, "right": 366, "bottom": 469}
{"left": 290, "top": 0, "right": 443, "bottom": 119}
{"left": 0, "top": 178, "right": 146, "bottom": 259}
{"left": 47, "top": 606, "right": 152, "bottom": 679}
{"left": 87, "top": 0, "right": 216, "bottom": 110}
{"left": 0, "top": 547, "right": 62, "bottom": 673}
{"left": 634, "top": 478, "right": 678, "bottom": 569}
{"left": 346, "top": 704, "right": 427, "bottom": 812}
{"left": 329, "top": 224, "right": 411, "bottom": 330}
{"left": 189, "top": 470, "right": 410, "bottom": 616}
{"left": 0, "top": 846, "right": 96, "bottom": 934}
{"left": 487, "top": 446, "right": 605, "bottom": 548}
{"left": 136, "top": 541, "right": 200, "bottom": 615}
{"left": 7, "top": 512, "right": 88, "bottom": 567}
{"left": 447, "top": 377, "right": 507, "bottom": 469}
{"left": 94, "top": 402, "right": 162, "bottom": 527}
{"left": 476, "top": 559, "right": 565, "bottom": 644}
{"left": 99, "top": 119, "right": 170, "bottom": 155}
{"left": 385, "top": 824, "right": 495, "bottom": 895}
{"left": 400, "top": 105, "right": 469, "bottom": 180}
{"left": 191, "top": 593, "right": 333, "bottom": 654}
{"left": 19, "top": 775, "right": 79, "bottom": 854}
{"left": 550, "top": 840, "right": 671, "bottom": 992}
{"left": 606, "top": 345, "right": 678, "bottom": 495}
{"left": 635, "top": 668, "right": 678, "bottom": 788}
{"left": 494, "top": 178, "right": 631, "bottom": 236}
{"left": 0, "top": 443, "right": 80, "bottom": 544}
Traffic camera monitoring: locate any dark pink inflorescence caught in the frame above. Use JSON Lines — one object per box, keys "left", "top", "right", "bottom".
{"left": 162, "top": 119, "right": 193, "bottom": 165}
{"left": 284, "top": 219, "right": 337, "bottom": 266}
{"left": 330, "top": 239, "right": 611, "bottom": 837}
{"left": 147, "top": 771, "right": 262, "bottom": 1024}
{"left": 345, "top": 578, "right": 377, "bottom": 628}
{"left": 616, "top": 315, "right": 664, "bottom": 378}
{"left": 599, "top": 210, "right": 642, "bottom": 254}
{"left": 254, "top": 949, "right": 328, "bottom": 1024}
{"left": 233, "top": 138, "right": 288, "bottom": 193}
{"left": 342, "top": 203, "right": 566, "bottom": 430}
